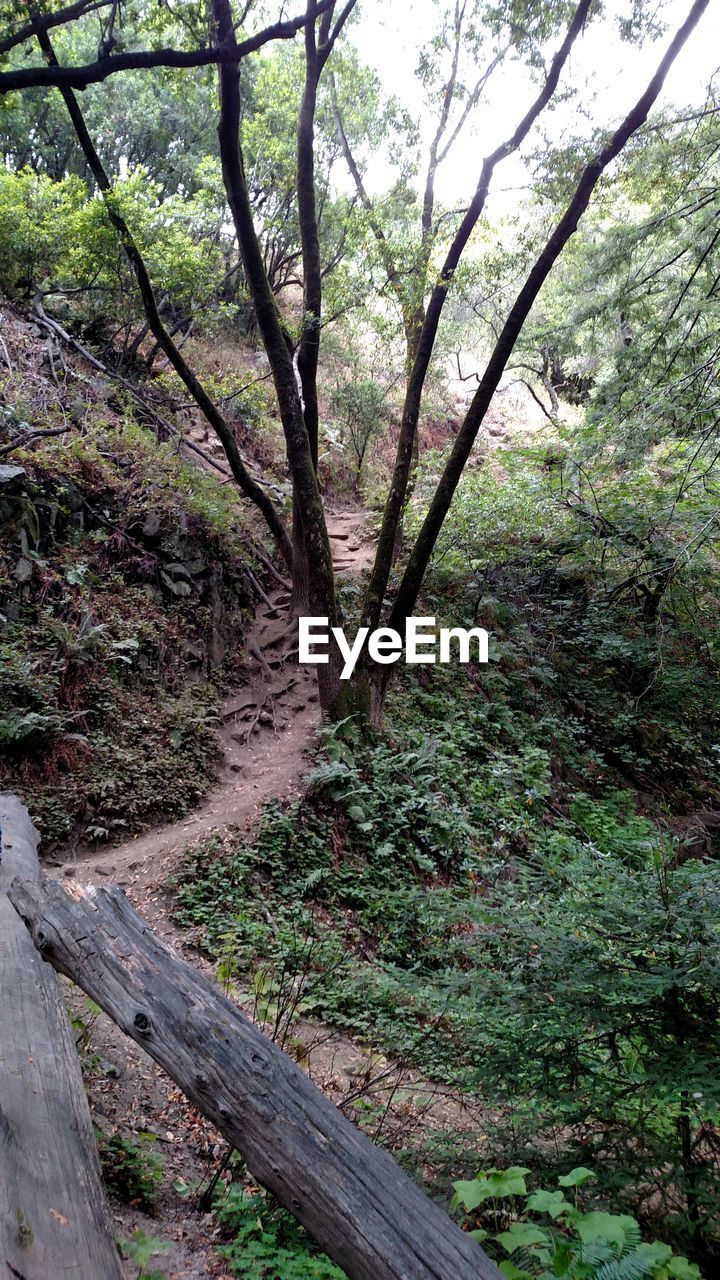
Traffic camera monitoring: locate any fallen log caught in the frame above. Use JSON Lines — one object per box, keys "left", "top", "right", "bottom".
{"left": 0, "top": 794, "right": 123, "bottom": 1280}
{"left": 8, "top": 874, "right": 501, "bottom": 1280}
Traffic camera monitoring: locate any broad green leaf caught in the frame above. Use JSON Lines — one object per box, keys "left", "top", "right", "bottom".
{"left": 484, "top": 1167, "right": 532, "bottom": 1197}
{"left": 497, "top": 1222, "right": 551, "bottom": 1253}
{"left": 526, "top": 1188, "right": 570, "bottom": 1218}
{"left": 452, "top": 1178, "right": 492, "bottom": 1211}
{"left": 498, "top": 1263, "right": 535, "bottom": 1280}
{"left": 667, "top": 1258, "right": 702, "bottom": 1279}
{"left": 634, "top": 1242, "right": 673, "bottom": 1267}
{"left": 558, "top": 1166, "right": 595, "bottom": 1188}
{"left": 575, "top": 1211, "right": 637, "bottom": 1246}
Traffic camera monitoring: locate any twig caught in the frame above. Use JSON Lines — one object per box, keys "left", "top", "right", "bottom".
{"left": 0, "top": 427, "right": 71, "bottom": 458}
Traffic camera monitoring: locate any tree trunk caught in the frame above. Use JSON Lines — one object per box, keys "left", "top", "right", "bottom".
{"left": 38, "top": 30, "right": 292, "bottom": 571}
{"left": 387, "top": 0, "right": 709, "bottom": 636}
{"left": 8, "top": 875, "right": 500, "bottom": 1280}
{"left": 0, "top": 794, "right": 123, "bottom": 1280}
{"left": 295, "top": 0, "right": 324, "bottom": 470}
{"left": 360, "top": 0, "right": 593, "bottom": 629}
{"left": 213, "top": 0, "right": 338, "bottom": 657}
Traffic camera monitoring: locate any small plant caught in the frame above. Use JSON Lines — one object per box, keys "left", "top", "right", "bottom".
{"left": 213, "top": 1181, "right": 345, "bottom": 1279}
{"left": 69, "top": 996, "right": 104, "bottom": 1072}
{"left": 97, "top": 1129, "right": 163, "bottom": 1213}
{"left": 119, "top": 1229, "right": 170, "bottom": 1280}
{"left": 452, "top": 1166, "right": 703, "bottom": 1279}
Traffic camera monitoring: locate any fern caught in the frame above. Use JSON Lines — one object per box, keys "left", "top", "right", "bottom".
{"left": 594, "top": 1254, "right": 656, "bottom": 1280}
{"left": 453, "top": 1167, "right": 703, "bottom": 1279}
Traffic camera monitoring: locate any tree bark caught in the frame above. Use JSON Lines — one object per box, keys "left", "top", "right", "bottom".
{"left": 295, "top": 0, "right": 326, "bottom": 471}
{"left": 0, "top": 794, "right": 123, "bottom": 1280}
{"left": 38, "top": 29, "right": 293, "bottom": 571}
{"left": 294, "top": 1, "right": 356, "bottom": 471}
{"left": 8, "top": 876, "right": 501, "bottom": 1280}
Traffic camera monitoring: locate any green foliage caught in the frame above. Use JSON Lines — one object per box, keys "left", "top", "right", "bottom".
{"left": 212, "top": 1182, "right": 345, "bottom": 1279}
{"left": 453, "top": 1167, "right": 702, "bottom": 1279}
{"left": 119, "top": 1229, "right": 170, "bottom": 1280}
{"left": 0, "top": 168, "right": 107, "bottom": 298}
{"left": 174, "top": 617, "right": 720, "bottom": 1261}
{"left": 97, "top": 1130, "right": 163, "bottom": 1214}
{"left": 407, "top": 456, "right": 573, "bottom": 582}
{"left": 0, "top": 166, "right": 222, "bottom": 317}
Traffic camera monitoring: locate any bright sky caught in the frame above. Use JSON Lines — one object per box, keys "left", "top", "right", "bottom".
{"left": 347, "top": 0, "right": 720, "bottom": 205}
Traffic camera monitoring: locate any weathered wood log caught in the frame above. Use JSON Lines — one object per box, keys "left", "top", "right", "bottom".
{"left": 8, "top": 874, "right": 502, "bottom": 1280}
{"left": 0, "top": 794, "right": 123, "bottom": 1280}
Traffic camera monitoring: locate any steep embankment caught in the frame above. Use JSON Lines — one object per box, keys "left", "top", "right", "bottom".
{"left": 1, "top": 300, "right": 371, "bottom": 870}
{"left": 58, "top": 509, "right": 372, "bottom": 900}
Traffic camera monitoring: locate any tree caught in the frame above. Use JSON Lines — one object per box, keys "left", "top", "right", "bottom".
{"left": 0, "top": 0, "right": 712, "bottom": 722}
{"left": 499, "top": 100, "right": 720, "bottom": 629}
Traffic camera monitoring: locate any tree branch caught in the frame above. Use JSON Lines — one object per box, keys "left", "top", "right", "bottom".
{"left": 330, "top": 73, "right": 406, "bottom": 315}
{"left": 363, "top": 0, "right": 594, "bottom": 627}
{"left": 389, "top": 0, "right": 712, "bottom": 630}
{"left": 37, "top": 28, "right": 292, "bottom": 567}
{"left": 0, "top": 0, "right": 111, "bottom": 56}
{"left": 0, "top": 8, "right": 316, "bottom": 93}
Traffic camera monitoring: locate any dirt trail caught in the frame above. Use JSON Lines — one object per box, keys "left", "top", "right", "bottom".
{"left": 57, "top": 508, "right": 372, "bottom": 897}
{"left": 51, "top": 506, "right": 487, "bottom": 1279}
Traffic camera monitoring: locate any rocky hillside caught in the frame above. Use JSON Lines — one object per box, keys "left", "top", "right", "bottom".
{"left": 0, "top": 299, "right": 273, "bottom": 849}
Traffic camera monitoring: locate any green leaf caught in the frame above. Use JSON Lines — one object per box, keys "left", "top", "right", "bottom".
{"left": 666, "top": 1257, "right": 702, "bottom": 1279}
{"left": 484, "top": 1167, "right": 532, "bottom": 1197}
{"left": 558, "top": 1166, "right": 596, "bottom": 1188}
{"left": 497, "top": 1222, "right": 551, "bottom": 1254}
{"left": 498, "top": 1263, "right": 535, "bottom": 1280}
{"left": 452, "top": 1178, "right": 492, "bottom": 1211}
{"left": 634, "top": 1242, "right": 673, "bottom": 1268}
{"left": 575, "top": 1211, "right": 637, "bottom": 1246}
{"left": 526, "top": 1188, "right": 570, "bottom": 1218}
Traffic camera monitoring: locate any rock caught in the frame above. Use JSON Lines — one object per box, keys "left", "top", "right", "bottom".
{"left": 142, "top": 512, "right": 162, "bottom": 538}
{"left": 160, "top": 569, "right": 192, "bottom": 597}
{"left": 15, "top": 556, "right": 33, "bottom": 583}
{"left": 0, "top": 464, "right": 27, "bottom": 487}
{"left": 164, "top": 561, "right": 193, "bottom": 581}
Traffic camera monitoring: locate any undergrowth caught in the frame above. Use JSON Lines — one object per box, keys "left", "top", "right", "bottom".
{"left": 97, "top": 1129, "right": 164, "bottom": 1214}
{"left": 173, "top": 578, "right": 720, "bottom": 1272}
{"left": 0, "top": 418, "right": 259, "bottom": 845}
{"left": 212, "top": 1179, "right": 345, "bottom": 1279}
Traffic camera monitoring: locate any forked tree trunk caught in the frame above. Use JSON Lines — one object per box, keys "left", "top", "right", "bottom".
{"left": 0, "top": 794, "right": 123, "bottom": 1280}
{"left": 8, "top": 875, "right": 501, "bottom": 1280}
